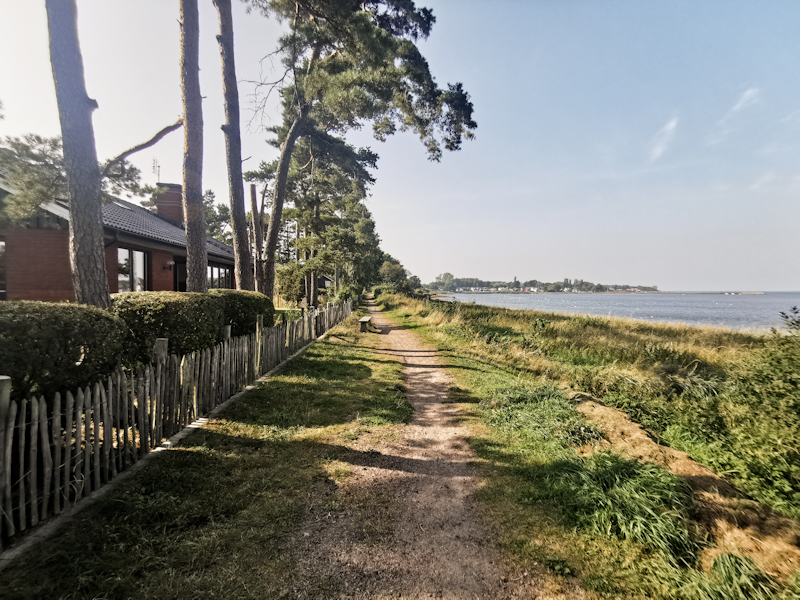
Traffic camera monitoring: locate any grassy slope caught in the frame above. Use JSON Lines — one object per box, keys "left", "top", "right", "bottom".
{"left": 381, "top": 294, "right": 800, "bottom": 518}
{"left": 0, "top": 314, "right": 411, "bottom": 600}
{"left": 378, "top": 294, "right": 800, "bottom": 599}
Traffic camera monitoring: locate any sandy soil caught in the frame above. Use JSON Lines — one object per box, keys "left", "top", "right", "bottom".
{"left": 284, "top": 302, "right": 589, "bottom": 599}
{"left": 573, "top": 394, "right": 800, "bottom": 581}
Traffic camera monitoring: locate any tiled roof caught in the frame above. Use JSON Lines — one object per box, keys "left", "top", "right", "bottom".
{"left": 44, "top": 198, "right": 234, "bottom": 261}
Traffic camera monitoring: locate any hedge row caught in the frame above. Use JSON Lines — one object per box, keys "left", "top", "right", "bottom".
{"left": 0, "top": 302, "right": 127, "bottom": 401}
{"left": 1, "top": 290, "right": 275, "bottom": 401}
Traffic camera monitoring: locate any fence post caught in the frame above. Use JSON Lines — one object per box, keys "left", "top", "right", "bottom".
{"left": 256, "top": 315, "right": 263, "bottom": 377}
{"left": 0, "top": 376, "right": 9, "bottom": 548}
{"left": 223, "top": 325, "right": 232, "bottom": 341}
{"left": 154, "top": 338, "right": 169, "bottom": 363}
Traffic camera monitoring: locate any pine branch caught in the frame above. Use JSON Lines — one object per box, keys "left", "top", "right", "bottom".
{"left": 101, "top": 118, "right": 184, "bottom": 179}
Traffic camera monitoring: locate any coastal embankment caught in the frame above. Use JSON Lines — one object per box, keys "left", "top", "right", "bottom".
{"left": 378, "top": 292, "right": 800, "bottom": 598}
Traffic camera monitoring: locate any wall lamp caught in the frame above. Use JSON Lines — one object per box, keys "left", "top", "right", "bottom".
{"left": 164, "top": 261, "right": 175, "bottom": 271}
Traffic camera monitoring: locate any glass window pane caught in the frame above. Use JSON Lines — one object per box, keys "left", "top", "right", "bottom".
{"left": 207, "top": 266, "right": 213, "bottom": 289}
{"left": 118, "top": 248, "right": 131, "bottom": 293}
{"left": 176, "top": 262, "right": 187, "bottom": 292}
{"left": 132, "top": 250, "right": 146, "bottom": 291}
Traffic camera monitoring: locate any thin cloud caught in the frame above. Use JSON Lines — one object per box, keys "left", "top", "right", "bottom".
{"left": 709, "top": 87, "right": 761, "bottom": 144}
{"left": 649, "top": 117, "right": 679, "bottom": 161}
{"left": 727, "top": 87, "right": 761, "bottom": 116}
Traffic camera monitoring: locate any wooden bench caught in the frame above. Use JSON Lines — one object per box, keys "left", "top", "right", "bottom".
{"left": 358, "top": 316, "right": 372, "bottom": 332}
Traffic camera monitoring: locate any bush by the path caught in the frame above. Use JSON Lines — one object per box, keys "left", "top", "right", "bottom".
{"left": 208, "top": 289, "right": 275, "bottom": 336}
{"left": 111, "top": 291, "right": 224, "bottom": 365}
{"left": 0, "top": 301, "right": 126, "bottom": 401}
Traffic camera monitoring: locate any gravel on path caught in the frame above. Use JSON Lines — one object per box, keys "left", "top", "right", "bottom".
{"left": 286, "top": 301, "right": 550, "bottom": 599}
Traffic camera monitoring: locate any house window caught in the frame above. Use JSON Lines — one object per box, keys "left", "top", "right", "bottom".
{"left": 207, "top": 262, "right": 233, "bottom": 289}
{"left": 118, "top": 247, "right": 147, "bottom": 292}
{"left": 0, "top": 237, "right": 6, "bottom": 300}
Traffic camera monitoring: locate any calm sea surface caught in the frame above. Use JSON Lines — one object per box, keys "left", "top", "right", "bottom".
{"left": 446, "top": 292, "right": 800, "bottom": 331}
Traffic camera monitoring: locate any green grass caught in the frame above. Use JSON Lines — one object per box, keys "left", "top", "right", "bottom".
{"left": 0, "top": 313, "right": 411, "bottom": 599}
{"left": 380, "top": 293, "right": 800, "bottom": 519}
{"left": 274, "top": 307, "right": 303, "bottom": 322}
{"left": 379, "top": 295, "right": 800, "bottom": 599}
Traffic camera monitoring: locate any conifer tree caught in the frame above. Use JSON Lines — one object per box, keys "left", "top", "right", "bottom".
{"left": 45, "top": 0, "right": 110, "bottom": 307}
{"left": 214, "top": 0, "right": 253, "bottom": 290}
{"left": 247, "top": 0, "right": 476, "bottom": 298}
{"left": 180, "top": 0, "right": 207, "bottom": 292}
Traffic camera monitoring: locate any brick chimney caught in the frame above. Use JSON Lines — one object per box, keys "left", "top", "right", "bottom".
{"left": 155, "top": 183, "right": 184, "bottom": 223}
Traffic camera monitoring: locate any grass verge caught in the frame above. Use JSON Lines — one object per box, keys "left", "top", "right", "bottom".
{"left": 0, "top": 312, "right": 411, "bottom": 599}
{"left": 378, "top": 293, "right": 800, "bottom": 599}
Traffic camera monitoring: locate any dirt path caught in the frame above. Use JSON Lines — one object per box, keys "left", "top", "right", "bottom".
{"left": 286, "top": 302, "right": 549, "bottom": 599}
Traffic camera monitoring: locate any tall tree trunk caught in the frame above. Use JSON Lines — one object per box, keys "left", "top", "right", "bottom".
{"left": 45, "top": 0, "right": 110, "bottom": 308}
{"left": 310, "top": 202, "right": 319, "bottom": 306}
{"left": 303, "top": 226, "right": 310, "bottom": 306}
{"left": 180, "top": 0, "right": 207, "bottom": 292}
{"left": 250, "top": 184, "right": 266, "bottom": 292}
{"left": 295, "top": 221, "right": 300, "bottom": 262}
{"left": 263, "top": 43, "right": 322, "bottom": 299}
{"left": 334, "top": 263, "right": 339, "bottom": 293}
{"left": 214, "top": 0, "right": 253, "bottom": 291}
{"left": 310, "top": 249, "right": 318, "bottom": 307}
{"left": 262, "top": 108, "right": 309, "bottom": 299}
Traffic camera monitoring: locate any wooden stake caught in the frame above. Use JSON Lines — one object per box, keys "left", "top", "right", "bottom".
{"left": 92, "top": 383, "right": 101, "bottom": 491}
{"left": 52, "top": 391, "right": 62, "bottom": 514}
{"left": 0, "top": 377, "right": 10, "bottom": 542}
{"left": 64, "top": 391, "right": 74, "bottom": 506}
{"left": 83, "top": 387, "right": 91, "bottom": 494}
{"left": 39, "top": 397, "right": 52, "bottom": 522}
{"left": 17, "top": 399, "right": 26, "bottom": 530}
{"left": 4, "top": 400, "right": 17, "bottom": 538}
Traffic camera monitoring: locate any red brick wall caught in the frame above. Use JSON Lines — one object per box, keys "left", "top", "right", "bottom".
{"left": 3, "top": 229, "right": 184, "bottom": 301}
{"left": 150, "top": 249, "right": 175, "bottom": 291}
{"left": 155, "top": 186, "right": 184, "bottom": 223}
{"left": 1, "top": 228, "right": 75, "bottom": 302}
{"left": 105, "top": 244, "right": 119, "bottom": 294}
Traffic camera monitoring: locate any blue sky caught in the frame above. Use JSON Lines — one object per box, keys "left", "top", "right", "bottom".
{"left": 1, "top": 1, "right": 799, "bottom": 290}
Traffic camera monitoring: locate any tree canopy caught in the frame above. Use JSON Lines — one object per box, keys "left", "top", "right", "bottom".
{"left": 248, "top": 0, "right": 476, "bottom": 298}
{"left": 0, "top": 134, "right": 150, "bottom": 224}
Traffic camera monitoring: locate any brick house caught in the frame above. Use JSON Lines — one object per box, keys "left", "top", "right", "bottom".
{"left": 0, "top": 183, "right": 235, "bottom": 302}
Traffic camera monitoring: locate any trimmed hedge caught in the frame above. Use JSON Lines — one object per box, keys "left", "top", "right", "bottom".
{"left": 208, "top": 289, "right": 275, "bottom": 336}
{"left": 0, "top": 301, "right": 127, "bottom": 401}
{"left": 110, "top": 292, "right": 224, "bottom": 365}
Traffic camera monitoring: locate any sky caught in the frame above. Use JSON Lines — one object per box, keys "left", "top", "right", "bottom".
{"left": 1, "top": 1, "right": 799, "bottom": 291}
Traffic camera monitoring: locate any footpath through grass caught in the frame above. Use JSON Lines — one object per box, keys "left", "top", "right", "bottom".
{"left": 0, "top": 312, "right": 411, "bottom": 600}
{"left": 378, "top": 293, "right": 800, "bottom": 600}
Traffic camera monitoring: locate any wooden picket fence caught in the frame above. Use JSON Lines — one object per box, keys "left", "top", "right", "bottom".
{"left": 0, "top": 299, "right": 354, "bottom": 549}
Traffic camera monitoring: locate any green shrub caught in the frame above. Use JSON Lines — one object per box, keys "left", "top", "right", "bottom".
{"left": 275, "top": 261, "right": 306, "bottom": 306}
{"left": 208, "top": 289, "right": 275, "bottom": 337}
{"left": 110, "top": 292, "right": 224, "bottom": 365}
{"left": 371, "top": 283, "right": 394, "bottom": 297}
{"left": 0, "top": 301, "right": 126, "bottom": 401}
{"left": 333, "top": 283, "right": 359, "bottom": 303}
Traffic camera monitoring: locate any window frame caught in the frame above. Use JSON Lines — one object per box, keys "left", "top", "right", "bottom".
{"left": 117, "top": 247, "right": 149, "bottom": 293}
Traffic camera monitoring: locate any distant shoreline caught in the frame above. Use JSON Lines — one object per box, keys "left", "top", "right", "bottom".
{"left": 436, "top": 290, "right": 768, "bottom": 296}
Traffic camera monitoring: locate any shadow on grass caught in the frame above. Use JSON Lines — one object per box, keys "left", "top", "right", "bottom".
{"left": 0, "top": 435, "right": 325, "bottom": 600}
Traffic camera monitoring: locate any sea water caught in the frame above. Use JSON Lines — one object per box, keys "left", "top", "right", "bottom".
{"left": 445, "top": 292, "right": 800, "bottom": 331}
